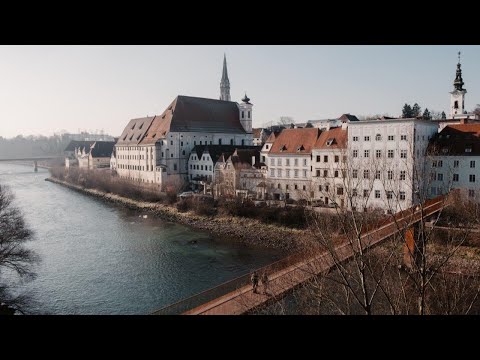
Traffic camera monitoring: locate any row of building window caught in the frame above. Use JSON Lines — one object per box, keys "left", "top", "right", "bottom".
{"left": 352, "top": 134, "right": 408, "bottom": 142}
{"left": 316, "top": 169, "right": 347, "bottom": 178}
{"left": 191, "top": 155, "right": 211, "bottom": 161}
{"left": 433, "top": 173, "right": 476, "bottom": 183}
{"left": 432, "top": 160, "right": 475, "bottom": 168}
{"left": 190, "top": 164, "right": 213, "bottom": 171}
{"left": 118, "top": 164, "right": 156, "bottom": 171}
{"left": 351, "top": 169, "right": 407, "bottom": 180}
{"left": 315, "top": 155, "right": 346, "bottom": 163}
{"left": 352, "top": 149, "right": 407, "bottom": 158}
{"left": 273, "top": 183, "right": 308, "bottom": 191}
{"left": 118, "top": 154, "right": 148, "bottom": 160}
{"left": 270, "top": 169, "right": 308, "bottom": 178}
{"left": 270, "top": 158, "right": 308, "bottom": 166}
{"left": 316, "top": 185, "right": 407, "bottom": 201}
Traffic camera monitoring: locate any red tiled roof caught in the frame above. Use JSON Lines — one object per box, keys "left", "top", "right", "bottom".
{"left": 269, "top": 128, "right": 320, "bottom": 155}
{"left": 140, "top": 96, "right": 245, "bottom": 145}
{"left": 265, "top": 132, "right": 276, "bottom": 143}
{"left": 313, "top": 127, "right": 347, "bottom": 150}
{"left": 116, "top": 117, "right": 156, "bottom": 145}
{"left": 446, "top": 124, "right": 480, "bottom": 135}
{"left": 252, "top": 128, "right": 262, "bottom": 138}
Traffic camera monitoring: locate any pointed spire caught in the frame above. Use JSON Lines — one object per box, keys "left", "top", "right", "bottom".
{"left": 220, "top": 53, "right": 231, "bottom": 101}
{"left": 221, "top": 53, "right": 229, "bottom": 83}
{"left": 453, "top": 51, "right": 465, "bottom": 91}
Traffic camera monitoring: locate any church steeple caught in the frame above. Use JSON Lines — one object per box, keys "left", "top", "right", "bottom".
{"left": 450, "top": 51, "right": 467, "bottom": 118}
{"left": 453, "top": 51, "right": 465, "bottom": 91}
{"left": 220, "top": 54, "right": 231, "bottom": 101}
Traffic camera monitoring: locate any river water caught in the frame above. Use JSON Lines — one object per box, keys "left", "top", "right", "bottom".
{"left": 0, "top": 163, "right": 283, "bottom": 314}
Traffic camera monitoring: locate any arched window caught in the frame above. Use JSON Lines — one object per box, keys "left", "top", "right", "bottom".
{"left": 454, "top": 100, "right": 459, "bottom": 109}
{"left": 375, "top": 134, "right": 382, "bottom": 141}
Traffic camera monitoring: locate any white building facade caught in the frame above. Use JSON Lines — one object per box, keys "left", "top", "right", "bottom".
{"left": 263, "top": 128, "right": 321, "bottom": 201}
{"left": 348, "top": 118, "right": 438, "bottom": 213}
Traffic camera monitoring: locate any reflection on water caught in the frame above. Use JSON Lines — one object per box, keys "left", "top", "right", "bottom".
{"left": 0, "top": 163, "right": 283, "bottom": 314}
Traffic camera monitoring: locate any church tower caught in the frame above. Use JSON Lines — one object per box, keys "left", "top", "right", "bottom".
{"left": 450, "top": 52, "right": 467, "bottom": 118}
{"left": 238, "top": 93, "right": 253, "bottom": 134}
{"left": 220, "top": 54, "right": 231, "bottom": 101}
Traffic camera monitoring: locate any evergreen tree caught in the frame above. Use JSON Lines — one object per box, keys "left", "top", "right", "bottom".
{"left": 412, "top": 103, "right": 422, "bottom": 117}
{"left": 441, "top": 111, "right": 446, "bottom": 120}
{"left": 402, "top": 104, "right": 413, "bottom": 118}
{"left": 422, "top": 108, "right": 431, "bottom": 120}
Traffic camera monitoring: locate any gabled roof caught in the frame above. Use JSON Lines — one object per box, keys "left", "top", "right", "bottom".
{"left": 252, "top": 128, "right": 262, "bottom": 138}
{"left": 265, "top": 129, "right": 283, "bottom": 143}
{"left": 138, "top": 96, "right": 245, "bottom": 145}
{"left": 428, "top": 124, "right": 480, "bottom": 156}
{"left": 269, "top": 128, "right": 321, "bottom": 155}
{"left": 313, "top": 127, "right": 348, "bottom": 150}
{"left": 90, "top": 141, "right": 116, "bottom": 158}
{"left": 190, "top": 145, "right": 260, "bottom": 165}
{"left": 116, "top": 116, "right": 155, "bottom": 145}
{"left": 338, "top": 113, "right": 359, "bottom": 122}
{"left": 229, "top": 149, "right": 262, "bottom": 169}
{"left": 64, "top": 140, "right": 96, "bottom": 152}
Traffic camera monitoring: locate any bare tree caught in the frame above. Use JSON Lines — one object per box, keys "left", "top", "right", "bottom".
{"left": 473, "top": 104, "right": 480, "bottom": 116}
{"left": 0, "top": 184, "right": 39, "bottom": 314}
{"left": 278, "top": 116, "right": 295, "bottom": 127}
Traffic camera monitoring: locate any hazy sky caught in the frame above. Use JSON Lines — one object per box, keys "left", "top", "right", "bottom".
{"left": 1, "top": 45, "right": 479, "bottom": 138}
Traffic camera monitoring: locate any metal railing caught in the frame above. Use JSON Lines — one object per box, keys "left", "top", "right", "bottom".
{"left": 151, "top": 249, "right": 311, "bottom": 315}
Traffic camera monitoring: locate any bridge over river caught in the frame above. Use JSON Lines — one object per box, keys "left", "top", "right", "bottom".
{"left": 153, "top": 195, "right": 448, "bottom": 315}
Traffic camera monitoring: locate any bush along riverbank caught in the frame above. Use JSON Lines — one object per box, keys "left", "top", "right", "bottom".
{"left": 46, "top": 176, "right": 314, "bottom": 251}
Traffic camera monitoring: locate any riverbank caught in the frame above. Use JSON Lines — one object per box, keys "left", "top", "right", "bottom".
{"left": 46, "top": 177, "right": 313, "bottom": 251}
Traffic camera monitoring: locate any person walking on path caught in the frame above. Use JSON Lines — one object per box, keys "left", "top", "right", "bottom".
{"left": 261, "top": 272, "right": 269, "bottom": 295}
{"left": 251, "top": 271, "right": 259, "bottom": 294}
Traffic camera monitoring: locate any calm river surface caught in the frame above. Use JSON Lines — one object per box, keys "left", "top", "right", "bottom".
{"left": 0, "top": 163, "right": 283, "bottom": 314}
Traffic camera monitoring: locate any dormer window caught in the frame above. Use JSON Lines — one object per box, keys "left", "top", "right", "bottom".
{"left": 326, "top": 138, "right": 334, "bottom": 146}
{"left": 152, "top": 133, "right": 156, "bottom": 139}
{"left": 280, "top": 145, "right": 287, "bottom": 151}
{"left": 442, "top": 148, "right": 449, "bottom": 154}
{"left": 297, "top": 145, "right": 305, "bottom": 152}
{"left": 139, "top": 123, "right": 143, "bottom": 130}
{"left": 123, "top": 135, "right": 127, "bottom": 141}
{"left": 131, "top": 123, "right": 136, "bottom": 130}
{"left": 465, "top": 146, "right": 473, "bottom": 153}
{"left": 129, "top": 134, "right": 134, "bottom": 141}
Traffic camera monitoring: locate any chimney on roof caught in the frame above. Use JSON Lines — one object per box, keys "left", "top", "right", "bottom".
{"left": 252, "top": 155, "right": 256, "bottom": 167}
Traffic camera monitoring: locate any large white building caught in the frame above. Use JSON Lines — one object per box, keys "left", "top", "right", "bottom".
{"left": 348, "top": 118, "right": 438, "bottom": 213}
{"left": 114, "top": 56, "right": 253, "bottom": 190}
